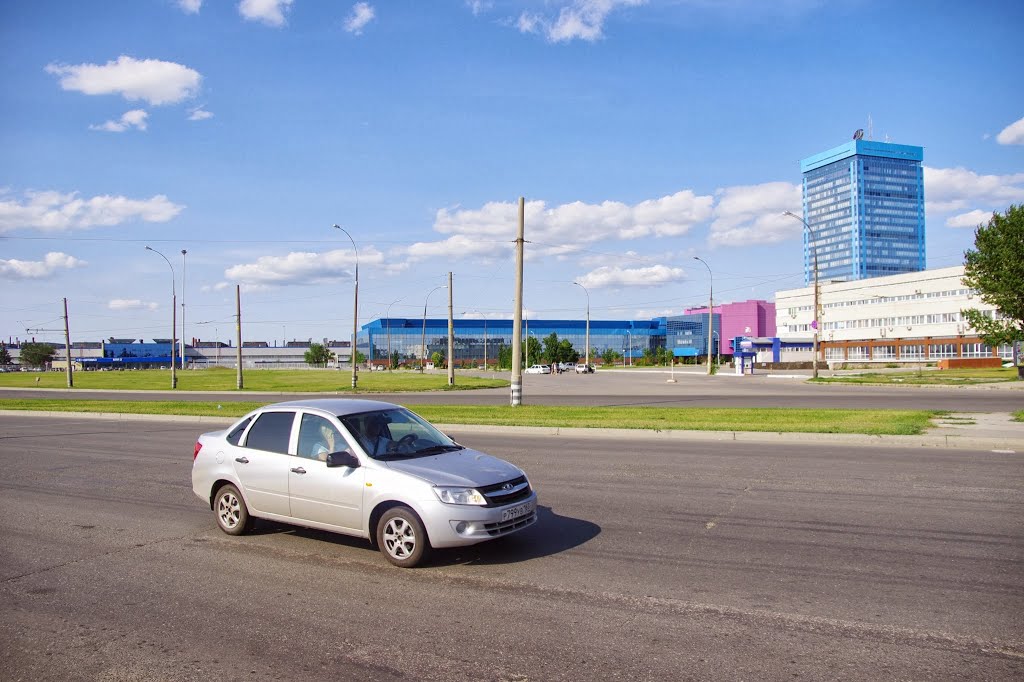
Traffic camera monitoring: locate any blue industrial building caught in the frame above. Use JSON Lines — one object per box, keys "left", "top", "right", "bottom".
{"left": 800, "top": 139, "right": 925, "bottom": 284}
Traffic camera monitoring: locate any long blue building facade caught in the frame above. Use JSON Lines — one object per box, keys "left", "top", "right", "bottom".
{"left": 800, "top": 139, "right": 925, "bottom": 285}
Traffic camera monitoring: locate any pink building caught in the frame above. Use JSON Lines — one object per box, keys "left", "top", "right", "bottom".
{"left": 684, "top": 299, "right": 776, "bottom": 356}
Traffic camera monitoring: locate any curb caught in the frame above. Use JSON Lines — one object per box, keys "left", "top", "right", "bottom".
{"left": 3, "top": 410, "right": 1020, "bottom": 451}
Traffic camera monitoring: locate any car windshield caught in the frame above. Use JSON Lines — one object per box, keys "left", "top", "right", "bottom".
{"left": 338, "top": 407, "right": 462, "bottom": 460}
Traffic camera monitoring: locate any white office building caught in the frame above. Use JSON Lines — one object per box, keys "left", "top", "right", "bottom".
{"left": 776, "top": 265, "right": 1013, "bottom": 364}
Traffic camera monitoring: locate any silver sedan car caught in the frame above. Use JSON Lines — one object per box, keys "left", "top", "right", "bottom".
{"left": 191, "top": 399, "right": 537, "bottom": 567}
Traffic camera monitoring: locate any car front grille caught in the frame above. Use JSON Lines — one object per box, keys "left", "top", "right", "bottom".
{"left": 478, "top": 475, "right": 532, "bottom": 507}
{"left": 483, "top": 511, "right": 537, "bottom": 537}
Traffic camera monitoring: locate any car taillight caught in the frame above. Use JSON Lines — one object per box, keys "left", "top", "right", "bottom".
{"left": 193, "top": 441, "right": 203, "bottom": 460}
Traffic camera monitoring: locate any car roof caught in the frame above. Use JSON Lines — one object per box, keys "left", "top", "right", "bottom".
{"left": 259, "top": 398, "right": 402, "bottom": 417}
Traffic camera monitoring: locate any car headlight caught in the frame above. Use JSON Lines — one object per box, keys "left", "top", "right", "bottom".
{"left": 434, "top": 486, "right": 487, "bottom": 505}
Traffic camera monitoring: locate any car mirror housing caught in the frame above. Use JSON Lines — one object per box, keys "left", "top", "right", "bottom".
{"left": 326, "top": 450, "right": 360, "bottom": 468}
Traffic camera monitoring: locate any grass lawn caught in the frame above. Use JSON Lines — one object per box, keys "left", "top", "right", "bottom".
{"left": 0, "top": 398, "right": 939, "bottom": 436}
{"left": 811, "top": 367, "right": 1019, "bottom": 385}
{"left": 0, "top": 367, "right": 507, "bottom": 392}
{"left": 1015, "top": 410, "right": 1024, "bottom": 423}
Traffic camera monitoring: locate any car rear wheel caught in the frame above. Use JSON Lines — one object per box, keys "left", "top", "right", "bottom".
{"left": 214, "top": 483, "right": 251, "bottom": 535}
{"left": 377, "top": 507, "right": 430, "bottom": 568}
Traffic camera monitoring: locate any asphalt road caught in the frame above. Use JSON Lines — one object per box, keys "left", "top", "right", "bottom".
{"left": 3, "top": 369, "right": 1024, "bottom": 411}
{"left": 1, "top": 415, "right": 1021, "bottom": 680}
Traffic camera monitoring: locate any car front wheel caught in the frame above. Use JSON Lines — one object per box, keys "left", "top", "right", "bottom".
{"left": 214, "top": 483, "right": 251, "bottom": 535}
{"left": 377, "top": 507, "right": 430, "bottom": 568}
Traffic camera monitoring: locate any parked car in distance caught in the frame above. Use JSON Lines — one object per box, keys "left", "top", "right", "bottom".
{"left": 559, "top": 362, "right": 576, "bottom": 372}
{"left": 575, "top": 363, "right": 595, "bottom": 374}
{"left": 191, "top": 399, "right": 537, "bottom": 568}
{"left": 525, "top": 364, "right": 551, "bottom": 374}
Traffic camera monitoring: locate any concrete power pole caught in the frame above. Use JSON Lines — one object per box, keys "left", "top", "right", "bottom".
{"left": 447, "top": 271, "right": 455, "bottom": 386}
{"left": 236, "top": 285, "right": 243, "bottom": 390}
{"left": 63, "top": 297, "right": 72, "bottom": 388}
{"left": 511, "top": 197, "right": 525, "bottom": 406}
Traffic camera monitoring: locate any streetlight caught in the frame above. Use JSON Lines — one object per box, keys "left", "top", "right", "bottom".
{"left": 626, "top": 330, "right": 632, "bottom": 367}
{"left": 421, "top": 285, "right": 446, "bottom": 372}
{"left": 180, "top": 249, "right": 187, "bottom": 370}
{"left": 573, "top": 281, "right": 590, "bottom": 369}
{"left": 783, "top": 211, "right": 820, "bottom": 378}
{"left": 693, "top": 256, "right": 713, "bottom": 375}
{"left": 333, "top": 224, "right": 359, "bottom": 389}
{"left": 145, "top": 246, "right": 177, "bottom": 389}
{"left": 386, "top": 297, "right": 404, "bottom": 371}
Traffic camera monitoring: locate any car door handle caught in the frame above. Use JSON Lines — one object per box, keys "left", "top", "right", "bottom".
{"left": 235, "top": 457, "right": 249, "bottom": 464}
{"left": 290, "top": 467, "right": 306, "bottom": 475}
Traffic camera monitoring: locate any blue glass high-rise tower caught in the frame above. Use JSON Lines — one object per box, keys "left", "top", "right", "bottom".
{"left": 799, "top": 140, "right": 925, "bottom": 285}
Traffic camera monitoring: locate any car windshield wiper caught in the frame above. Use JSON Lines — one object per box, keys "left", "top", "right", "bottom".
{"left": 412, "top": 444, "right": 464, "bottom": 456}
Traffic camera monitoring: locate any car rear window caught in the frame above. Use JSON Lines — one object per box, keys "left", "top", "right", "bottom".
{"left": 243, "top": 412, "right": 294, "bottom": 454}
{"left": 226, "top": 416, "right": 253, "bottom": 445}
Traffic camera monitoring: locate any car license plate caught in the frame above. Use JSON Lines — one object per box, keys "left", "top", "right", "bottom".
{"left": 501, "top": 501, "right": 534, "bottom": 522}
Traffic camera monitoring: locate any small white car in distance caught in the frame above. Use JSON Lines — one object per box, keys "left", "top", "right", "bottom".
{"left": 191, "top": 399, "right": 537, "bottom": 567}
{"left": 525, "top": 364, "right": 551, "bottom": 374}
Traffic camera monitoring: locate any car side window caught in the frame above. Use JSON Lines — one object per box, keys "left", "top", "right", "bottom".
{"left": 297, "top": 414, "right": 344, "bottom": 461}
{"left": 226, "top": 416, "right": 253, "bottom": 446}
{"left": 242, "top": 412, "right": 295, "bottom": 454}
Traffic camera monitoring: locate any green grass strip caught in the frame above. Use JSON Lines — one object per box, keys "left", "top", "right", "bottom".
{"left": 810, "top": 367, "right": 1017, "bottom": 385}
{"left": 0, "top": 399, "right": 938, "bottom": 436}
{"left": 0, "top": 367, "right": 507, "bottom": 392}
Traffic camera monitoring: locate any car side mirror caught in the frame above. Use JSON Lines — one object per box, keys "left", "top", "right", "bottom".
{"left": 326, "top": 450, "right": 360, "bottom": 468}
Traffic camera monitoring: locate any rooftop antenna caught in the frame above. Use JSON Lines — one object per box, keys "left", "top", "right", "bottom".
{"left": 867, "top": 114, "right": 874, "bottom": 141}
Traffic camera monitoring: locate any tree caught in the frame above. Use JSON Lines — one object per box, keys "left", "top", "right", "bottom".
{"left": 524, "top": 335, "right": 542, "bottom": 366}
{"left": 601, "top": 347, "right": 620, "bottom": 366}
{"left": 0, "top": 344, "right": 11, "bottom": 365}
{"left": 962, "top": 204, "right": 1024, "bottom": 370}
{"left": 304, "top": 343, "right": 332, "bottom": 367}
{"left": 496, "top": 343, "right": 512, "bottom": 369}
{"left": 430, "top": 350, "right": 445, "bottom": 368}
{"left": 19, "top": 342, "right": 55, "bottom": 367}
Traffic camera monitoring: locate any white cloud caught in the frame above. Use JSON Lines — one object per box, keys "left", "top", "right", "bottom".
{"left": 924, "top": 166, "right": 1024, "bottom": 217}
{"left": 0, "top": 252, "right": 85, "bottom": 280}
{"left": 109, "top": 299, "right": 158, "bottom": 311}
{"left": 345, "top": 2, "right": 375, "bottom": 34}
{"left": 177, "top": 0, "right": 202, "bottom": 13}
{"left": 45, "top": 55, "right": 201, "bottom": 106}
{"left": 996, "top": 116, "right": 1024, "bottom": 145}
{"left": 516, "top": 0, "right": 646, "bottom": 43}
{"left": 239, "top": 0, "right": 293, "bottom": 27}
{"left": 945, "top": 209, "right": 993, "bottom": 229}
{"left": 707, "top": 181, "right": 803, "bottom": 246}
{"left": 576, "top": 264, "right": 685, "bottom": 289}
{"left": 188, "top": 106, "right": 214, "bottom": 121}
{"left": 466, "top": 1, "right": 493, "bottom": 16}
{"left": 224, "top": 247, "right": 384, "bottom": 287}
{"left": 420, "top": 190, "right": 713, "bottom": 263}
{"left": 0, "top": 190, "right": 184, "bottom": 233}
{"left": 90, "top": 109, "right": 149, "bottom": 132}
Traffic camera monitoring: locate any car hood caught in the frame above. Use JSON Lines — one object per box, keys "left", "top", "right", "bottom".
{"left": 384, "top": 448, "right": 522, "bottom": 487}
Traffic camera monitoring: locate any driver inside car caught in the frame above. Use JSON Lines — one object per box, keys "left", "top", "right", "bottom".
{"left": 361, "top": 414, "right": 395, "bottom": 456}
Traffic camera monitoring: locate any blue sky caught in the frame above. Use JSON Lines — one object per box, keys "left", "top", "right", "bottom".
{"left": 2, "top": 0, "right": 1022, "bottom": 347}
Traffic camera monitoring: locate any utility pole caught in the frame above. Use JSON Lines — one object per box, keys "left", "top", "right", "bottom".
{"left": 181, "top": 249, "right": 187, "bottom": 370}
{"left": 511, "top": 196, "right": 525, "bottom": 406}
{"left": 235, "top": 285, "right": 243, "bottom": 390}
{"left": 447, "top": 271, "right": 455, "bottom": 386}
{"left": 63, "top": 298, "right": 72, "bottom": 388}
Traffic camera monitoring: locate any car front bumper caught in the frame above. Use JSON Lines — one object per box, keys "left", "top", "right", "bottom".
{"left": 422, "top": 491, "right": 538, "bottom": 548}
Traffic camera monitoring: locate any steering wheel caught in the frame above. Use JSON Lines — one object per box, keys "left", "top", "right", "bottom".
{"left": 395, "top": 434, "right": 418, "bottom": 453}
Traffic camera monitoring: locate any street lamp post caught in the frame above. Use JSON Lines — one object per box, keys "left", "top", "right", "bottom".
{"left": 421, "top": 285, "right": 446, "bottom": 372}
{"left": 626, "top": 330, "right": 632, "bottom": 367}
{"left": 693, "top": 256, "right": 713, "bottom": 375}
{"left": 180, "top": 249, "right": 187, "bottom": 370}
{"left": 573, "top": 281, "right": 590, "bottom": 369}
{"left": 783, "top": 211, "right": 820, "bottom": 379}
{"left": 145, "top": 246, "right": 177, "bottom": 389}
{"left": 333, "top": 225, "right": 359, "bottom": 389}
